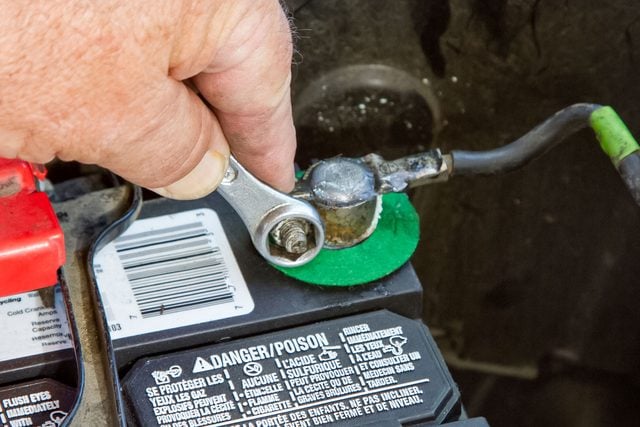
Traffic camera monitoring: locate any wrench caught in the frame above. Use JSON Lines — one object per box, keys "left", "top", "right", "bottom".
{"left": 216, "top": 156, "right": 325, "bottom": 267}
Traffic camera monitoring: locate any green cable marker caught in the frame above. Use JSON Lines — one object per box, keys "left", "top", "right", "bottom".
{"left": 590, "top": 106, "right": 640, "bottom": 166}
{"left": 591, "top": 106, "right": 640, "bottom": 206}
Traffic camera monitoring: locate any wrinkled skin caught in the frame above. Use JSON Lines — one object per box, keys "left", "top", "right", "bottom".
{"left": 0, "top": 0, "right": 296, "bottom": 199}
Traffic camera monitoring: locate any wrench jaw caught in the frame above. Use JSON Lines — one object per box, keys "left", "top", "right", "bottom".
{"left": 217, "top": 156, "right": 325, "bottom": 268}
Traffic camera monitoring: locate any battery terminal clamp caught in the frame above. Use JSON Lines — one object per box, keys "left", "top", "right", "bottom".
{"left": 0, "top": 159, "right": 65, "bottom": 296}
{"left": 292, "top": 150, "right": 448, "bottom": 249}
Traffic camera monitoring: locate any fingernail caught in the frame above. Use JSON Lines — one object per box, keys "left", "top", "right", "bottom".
{"left": 150, "top": 150, "right": 229, "bottom": 200}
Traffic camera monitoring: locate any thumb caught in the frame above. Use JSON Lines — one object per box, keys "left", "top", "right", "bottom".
{"left": 102, "top": 79, "right": 230, "bottom": 200}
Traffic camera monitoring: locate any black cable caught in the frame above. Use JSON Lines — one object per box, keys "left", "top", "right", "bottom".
{"left": 451, "top": 103, "right": 602, "bottom": 176}
{"left": 618, "top": 151, "right": 640, "bottom": 206}
{"left": 86, "top": 183, "right": 143, "bottom": 427}
{"left": 57, "top": 269, "right": 85, "bottom": 427}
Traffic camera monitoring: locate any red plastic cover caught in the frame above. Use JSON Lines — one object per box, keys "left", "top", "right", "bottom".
{"left": 0, "top": 160, "right": 65, "bottom": 296}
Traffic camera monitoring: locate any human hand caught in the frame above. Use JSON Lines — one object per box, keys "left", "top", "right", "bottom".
{"left": 0, "top": 0, "right": 296, "bottom": 199}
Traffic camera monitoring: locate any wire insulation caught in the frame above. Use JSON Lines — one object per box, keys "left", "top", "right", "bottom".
{"left": 618, "top": 152, "right": 640, "bottom": 206}
{"left": 451, "top": 103, "right": 601, "bottom": 176}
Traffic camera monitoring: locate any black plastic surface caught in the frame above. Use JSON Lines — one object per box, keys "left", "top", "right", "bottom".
{"left": 105, "top": 193, "right": 424, "bottom": 370}
{"left": 441, "top": 417, "right": 490, "bottom": 426}
{"left": 0, "top": 351, "right": 75, "bottom": 387}
{"left": 123, "top": 310, "right": 460, "bottom": 426}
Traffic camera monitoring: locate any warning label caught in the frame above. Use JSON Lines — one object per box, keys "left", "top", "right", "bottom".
{"left": 0, "top": 378, "right": 76, "bottom": 427}
{"left": 0, "top": 286, "right": 72, "bottom": 362}
{"left": 123, "top": 311, "right": 460, "bottom": 426}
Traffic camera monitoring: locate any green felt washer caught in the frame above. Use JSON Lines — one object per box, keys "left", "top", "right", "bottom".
{"left": 274, "top": 192, "right": 420, "bottom": 286}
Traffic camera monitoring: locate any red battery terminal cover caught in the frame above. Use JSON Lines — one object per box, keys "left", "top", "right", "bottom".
{"left": 0, "top": 158, "right": 65, "bottom": 297}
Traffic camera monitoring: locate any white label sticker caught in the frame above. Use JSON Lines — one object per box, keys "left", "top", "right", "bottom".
{"left": 92, "top": 208, "right": 253, "bottom": 340}
{"left": 0, "top": 286, "right": 73, "bottom": 362}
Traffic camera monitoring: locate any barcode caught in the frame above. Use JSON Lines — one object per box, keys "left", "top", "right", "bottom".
{"left": 114, "top": 221, "right": 234, "bottom": 317}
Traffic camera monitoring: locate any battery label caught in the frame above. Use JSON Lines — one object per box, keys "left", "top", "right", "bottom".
{"left": 0, "top": 378, "right": 76, "bottom": 427}
{"left": 123, "top": 311, "right": 459, "bottom": 426}
{"left": 0, "top": 286, "right": 72, "bottom": 362}
{"left": 93, "top": 208, "right": 254, "bottom": 340}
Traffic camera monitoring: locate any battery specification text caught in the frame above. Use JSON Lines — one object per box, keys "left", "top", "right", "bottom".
{"left": 125, "top": 311, "right": 458, "bottom": 426}
{"left": 0, "top": 286, "right": 72, "bottom": 362}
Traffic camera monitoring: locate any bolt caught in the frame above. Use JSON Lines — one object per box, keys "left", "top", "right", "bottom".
{"left": 278, "top": 219, "right": 309, "bottom": 254}
{"left": 222, "top": 165, "right": 237, "bottom": 184}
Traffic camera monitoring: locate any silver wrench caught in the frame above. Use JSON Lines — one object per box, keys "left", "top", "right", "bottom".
{"left": 216, "top": 156, "right": 325, "bottom": 267}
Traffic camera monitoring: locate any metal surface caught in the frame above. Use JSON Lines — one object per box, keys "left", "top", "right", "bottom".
{"left": 301, "top": 157, "right": 380, "bottom": 248}
{"left": 270, "top": 218, "right": 310, "bottom": 253}
{"left": 308, "top": 157, "right": 377, "bottom": 205}
{"left": 216, "top": 155, "right": 324, "bottom": 267}
{"left": 364, "top": 149, "right": 448, "bottom": 192}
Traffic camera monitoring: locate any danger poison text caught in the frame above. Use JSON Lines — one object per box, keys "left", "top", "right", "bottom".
{"left": 206, "top": 333, "right": 329, "bottom": 369}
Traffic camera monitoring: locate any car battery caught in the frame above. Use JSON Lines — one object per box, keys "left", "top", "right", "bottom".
{"left": 0, "top": 286, "right": 77, "bottom": 426}
{"left": 121, "top": 310, "right": 461, "bottom": 426}
{"left": 0, "top": 178, "right": 471, "bottom": 425}
{"left": 91, "top": 192, "right": 424, "bottom": 371}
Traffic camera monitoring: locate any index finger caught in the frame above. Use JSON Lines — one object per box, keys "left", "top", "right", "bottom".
{"left": 192, "top": 0, "right": 296, "bottom": 192}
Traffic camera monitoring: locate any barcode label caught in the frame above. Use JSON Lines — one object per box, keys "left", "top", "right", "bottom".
{"left": 92, "top": 209, "right": 253, "bottom": 340}
{"left": 115, "top": 222, "right": 233, "bottom": 317}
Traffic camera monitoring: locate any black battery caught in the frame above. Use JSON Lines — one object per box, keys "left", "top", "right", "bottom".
{"left": 91, "top": 193, "right": 424, "bottom": 371}
{"left": 122, "top": 310, "right": 461, "bottom": 426}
